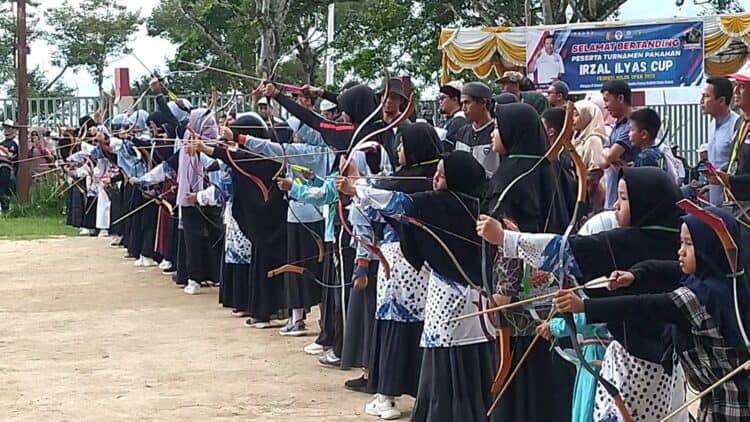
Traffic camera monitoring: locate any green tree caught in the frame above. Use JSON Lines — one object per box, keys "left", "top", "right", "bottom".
{"left": 45, "top": 0, "right": 142, "bottom": 93}
{"left": 148, "top": 0, "right": 329, "bottom": 93}
{"left": 0, "top": 0, "right": 42, "bottom": 89}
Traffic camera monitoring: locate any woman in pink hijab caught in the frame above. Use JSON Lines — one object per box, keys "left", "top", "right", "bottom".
{"left": 28, "top": 127, "right": 55, "bottom": 177}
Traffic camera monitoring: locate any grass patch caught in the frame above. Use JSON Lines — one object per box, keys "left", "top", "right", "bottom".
{"left": 0, "top": 216, "right": 77, "bottom": 240}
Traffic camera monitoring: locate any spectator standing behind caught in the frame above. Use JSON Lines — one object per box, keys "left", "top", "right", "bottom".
{"left": 320, "top": 100, "right": 340, "bottom": 121}
{"left": 599, "top": 81, "right": 634, "bottom": 209}
{"left": 28, "top": 128, "right": 55, "bottom": 177}
{"left": 572, "top": 100, "right": 608, "bottom": 212}
{"left": 701, "top": 76, "right": 739, "bottom": 205}
{"left": 629, "top": 108, "right": 666, "bottom": 170}
{"left": 496, "top": 71, "right": 550, "bottom": 114}
{"left": 455, "top": 82, "right": 499, "bottom": 175}
{"left": 437, "top": 80, "right": 467, "bottom": 152}
{"left": 547, "top": 81, "right": 570, "bottom": 108}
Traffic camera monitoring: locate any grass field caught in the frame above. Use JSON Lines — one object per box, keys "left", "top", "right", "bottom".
{"left": 0, "top": 216, "right": 77, "bottom": 239}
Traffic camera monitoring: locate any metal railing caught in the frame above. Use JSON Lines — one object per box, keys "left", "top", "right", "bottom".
{"left": 0, "top": 96, "right": 713, "bottom": 165}
{"left": 0, "top": 94, "right": 256, "bottom": 128}
{"left": 651, "top": 103, "right": 711, "bottom": 164}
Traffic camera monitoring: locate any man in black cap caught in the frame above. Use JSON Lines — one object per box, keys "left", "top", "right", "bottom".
{"left": 546, "top": 80, "right": 569, "bottom": 108}
{"left": 378, "top": 77, "right": 411, "bottom": 164}
{"left": 438, "top": 80, "right": 467, "bottom": 151}
{"left": 455, "top": 81, "right": 499, "bottom": 175}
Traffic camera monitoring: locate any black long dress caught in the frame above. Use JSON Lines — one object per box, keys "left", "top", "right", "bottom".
{"left": 211, "top": 146, "right": 287, "bottom": 323}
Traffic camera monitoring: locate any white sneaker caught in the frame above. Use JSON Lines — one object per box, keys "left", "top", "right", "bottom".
{"left": 246, "top": 319, "right": 273, "bottom": 329}
{"left": 132, "top": 257, "right": 144, "bottom": 267}
{"left": 78, "top": 228, "right": 92, "bottom": 236}
{"left": 279, "top": 320, "right": 306, "bottom": 336}
{"left": 183, "top": 280, "right": 201, "bottom": 295}
{"left": 158, "top": 260, "right": 172, "bottom": 270}
{"left": 365, "top": 395, "right": 401, "bottom": 420}
{"left": 140, "top": 257, "right": 158, "bottom": 267}
{"left": 303, "top": 342, "right": 325, "bottom": 355}
{"left": 98, "top": 230, "right": 109, "bottom": 237}
{"left": 318, "top": 349, "right": 342, "bottom": 367}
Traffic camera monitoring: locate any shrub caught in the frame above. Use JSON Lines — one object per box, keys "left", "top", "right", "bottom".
{"left": 4, "top": 176, "right": 67, "bottom": 218}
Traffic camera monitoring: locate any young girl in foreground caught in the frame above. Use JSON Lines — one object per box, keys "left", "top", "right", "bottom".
{"left": 555, "top": 205, "right": 750, "bottom": 421}
{"left": 339, "top": 151, "right": 496, "bottom": 422}
{"left": 476, "top": 167, "right": 687, "bottom": 421}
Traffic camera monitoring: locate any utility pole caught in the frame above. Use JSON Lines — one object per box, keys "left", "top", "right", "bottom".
{"left": 325, "top": 2, "right": 335, "bottom": 86}
{"left": 16, "top": 0, "right": 29, "bottom": 203}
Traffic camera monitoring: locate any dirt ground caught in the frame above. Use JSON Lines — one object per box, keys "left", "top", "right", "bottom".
{"left": 0, "top": 236, "right": 401, "bottom": 421}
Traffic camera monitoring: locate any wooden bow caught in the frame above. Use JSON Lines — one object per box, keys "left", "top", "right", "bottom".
{"left": 337, "top": 77, "right": 392, "bottom": 280}
{"left": 487, "top": 102, "right": 631, "bottom": 422}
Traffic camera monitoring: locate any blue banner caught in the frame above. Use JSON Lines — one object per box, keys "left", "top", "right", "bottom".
{"left": 525, "top": 21, "right": 704, "bottom": 91}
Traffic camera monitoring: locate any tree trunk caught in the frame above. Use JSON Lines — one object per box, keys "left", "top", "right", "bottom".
{"left": 541, "top": 0, "right": 555, "bottom": 24}
{"left": 256, "top": 0, "right": 290, "bottom": 78}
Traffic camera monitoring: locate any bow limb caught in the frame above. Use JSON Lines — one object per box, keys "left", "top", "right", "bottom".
{"left": 337, "top": 93, "right": 417, "bottom": 274}
{"left": 268, "top": 264, "right": 306, "bottom": 278}
{"left": 491, "top": 327, "right": 512, "bottom": 394}
{"left": 223, "top": 147, "right": 271, "bottom": 202}
{"left": 267, "top": 262, "right": 352, "bottom": 289}
{"left": 335, "top": 75, "right": 391, "bottom": 278}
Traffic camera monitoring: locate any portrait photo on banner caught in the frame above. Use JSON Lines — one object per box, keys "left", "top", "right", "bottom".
{"left": 525, "top": 21, "right": 705, "bottom": 92}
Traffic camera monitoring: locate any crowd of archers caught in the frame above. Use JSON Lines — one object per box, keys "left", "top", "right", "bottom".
{"left": 5, "top": 68, "right": 750, "bottom": 422}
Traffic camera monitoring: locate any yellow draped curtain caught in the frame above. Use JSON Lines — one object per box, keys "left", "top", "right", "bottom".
{"left": 440, "top": 14, "right": 750, "bottom": 84}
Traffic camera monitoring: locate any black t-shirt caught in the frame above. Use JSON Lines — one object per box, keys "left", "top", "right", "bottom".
{"left": 440, "top": 113, "right": 467, "bottom": 152}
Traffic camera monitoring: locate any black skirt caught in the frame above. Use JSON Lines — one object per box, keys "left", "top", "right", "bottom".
{"left": 491, "top": 335, "right": 575, "bottom": 422}
{"left": 181, "top": 206, "right": 223, "bottom": 283}
{"left": 315, "top": 241, "right": 350, "bottom": 348}
{"left": 65, "top": 185, "right": 85, "bottom": 227}
{"left": 411, "top": 341, "right": 498, "bottom": 422}
{"left": 283, "top": 221, "right": 324, "bottom": 309}
{"left": 175, "top": 228, "right": 188, "bottom": 285}
{"left": 333, "top": 231, "right": 355, "bottom": 357}
{"left": 220, "top": 262, "right": 250, "bottom": 312}
{"left": 367, "top": 319, "right": 424, "bottom": 397}
{"left": 105, "top": 184, "right": 123, "bottom": 236}
{"left": 82, "top": 195, "right": 97, "bottom": 229}
{"left": 247, "top": 246, "right": 286, "bottom": 322}
{"left": 341, "top": 263, "right": 378, "bottom": 370}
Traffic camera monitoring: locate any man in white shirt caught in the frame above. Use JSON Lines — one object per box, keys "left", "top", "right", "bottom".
{"left": 530, "top": 35, "right": 564, "bottom": 86}
{"left": 701, "top": 76, "right": 739, "bottom": 205}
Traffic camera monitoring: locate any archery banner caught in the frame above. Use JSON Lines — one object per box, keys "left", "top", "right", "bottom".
{"left": 525, "top": 21, "right": 704, "bottom": 91}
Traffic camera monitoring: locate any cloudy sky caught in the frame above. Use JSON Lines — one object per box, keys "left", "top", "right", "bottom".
{"left": 28, "top": 0, "right": 750, "bottom": 96}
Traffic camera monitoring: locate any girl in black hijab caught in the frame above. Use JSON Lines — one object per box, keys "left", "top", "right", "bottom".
{"left": 338, "top": 150, "right": 496, "bottom": 422}
{"left": 482, "top": 102, "right": 576, "bottom": 422}
{"left": 485, "top": 102, "right": 573, "bottom": 234}
{"left": 556, "top": 205, "right": 750, "bottom": 421}
{"left": 363, "top": 123, "right": 443, "bottom": 419}
{"left": 193, "top": 115, "right": 288, "bottom": 327}
{"left": 477, "top": 166, "right": 687, "bottom": 421}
